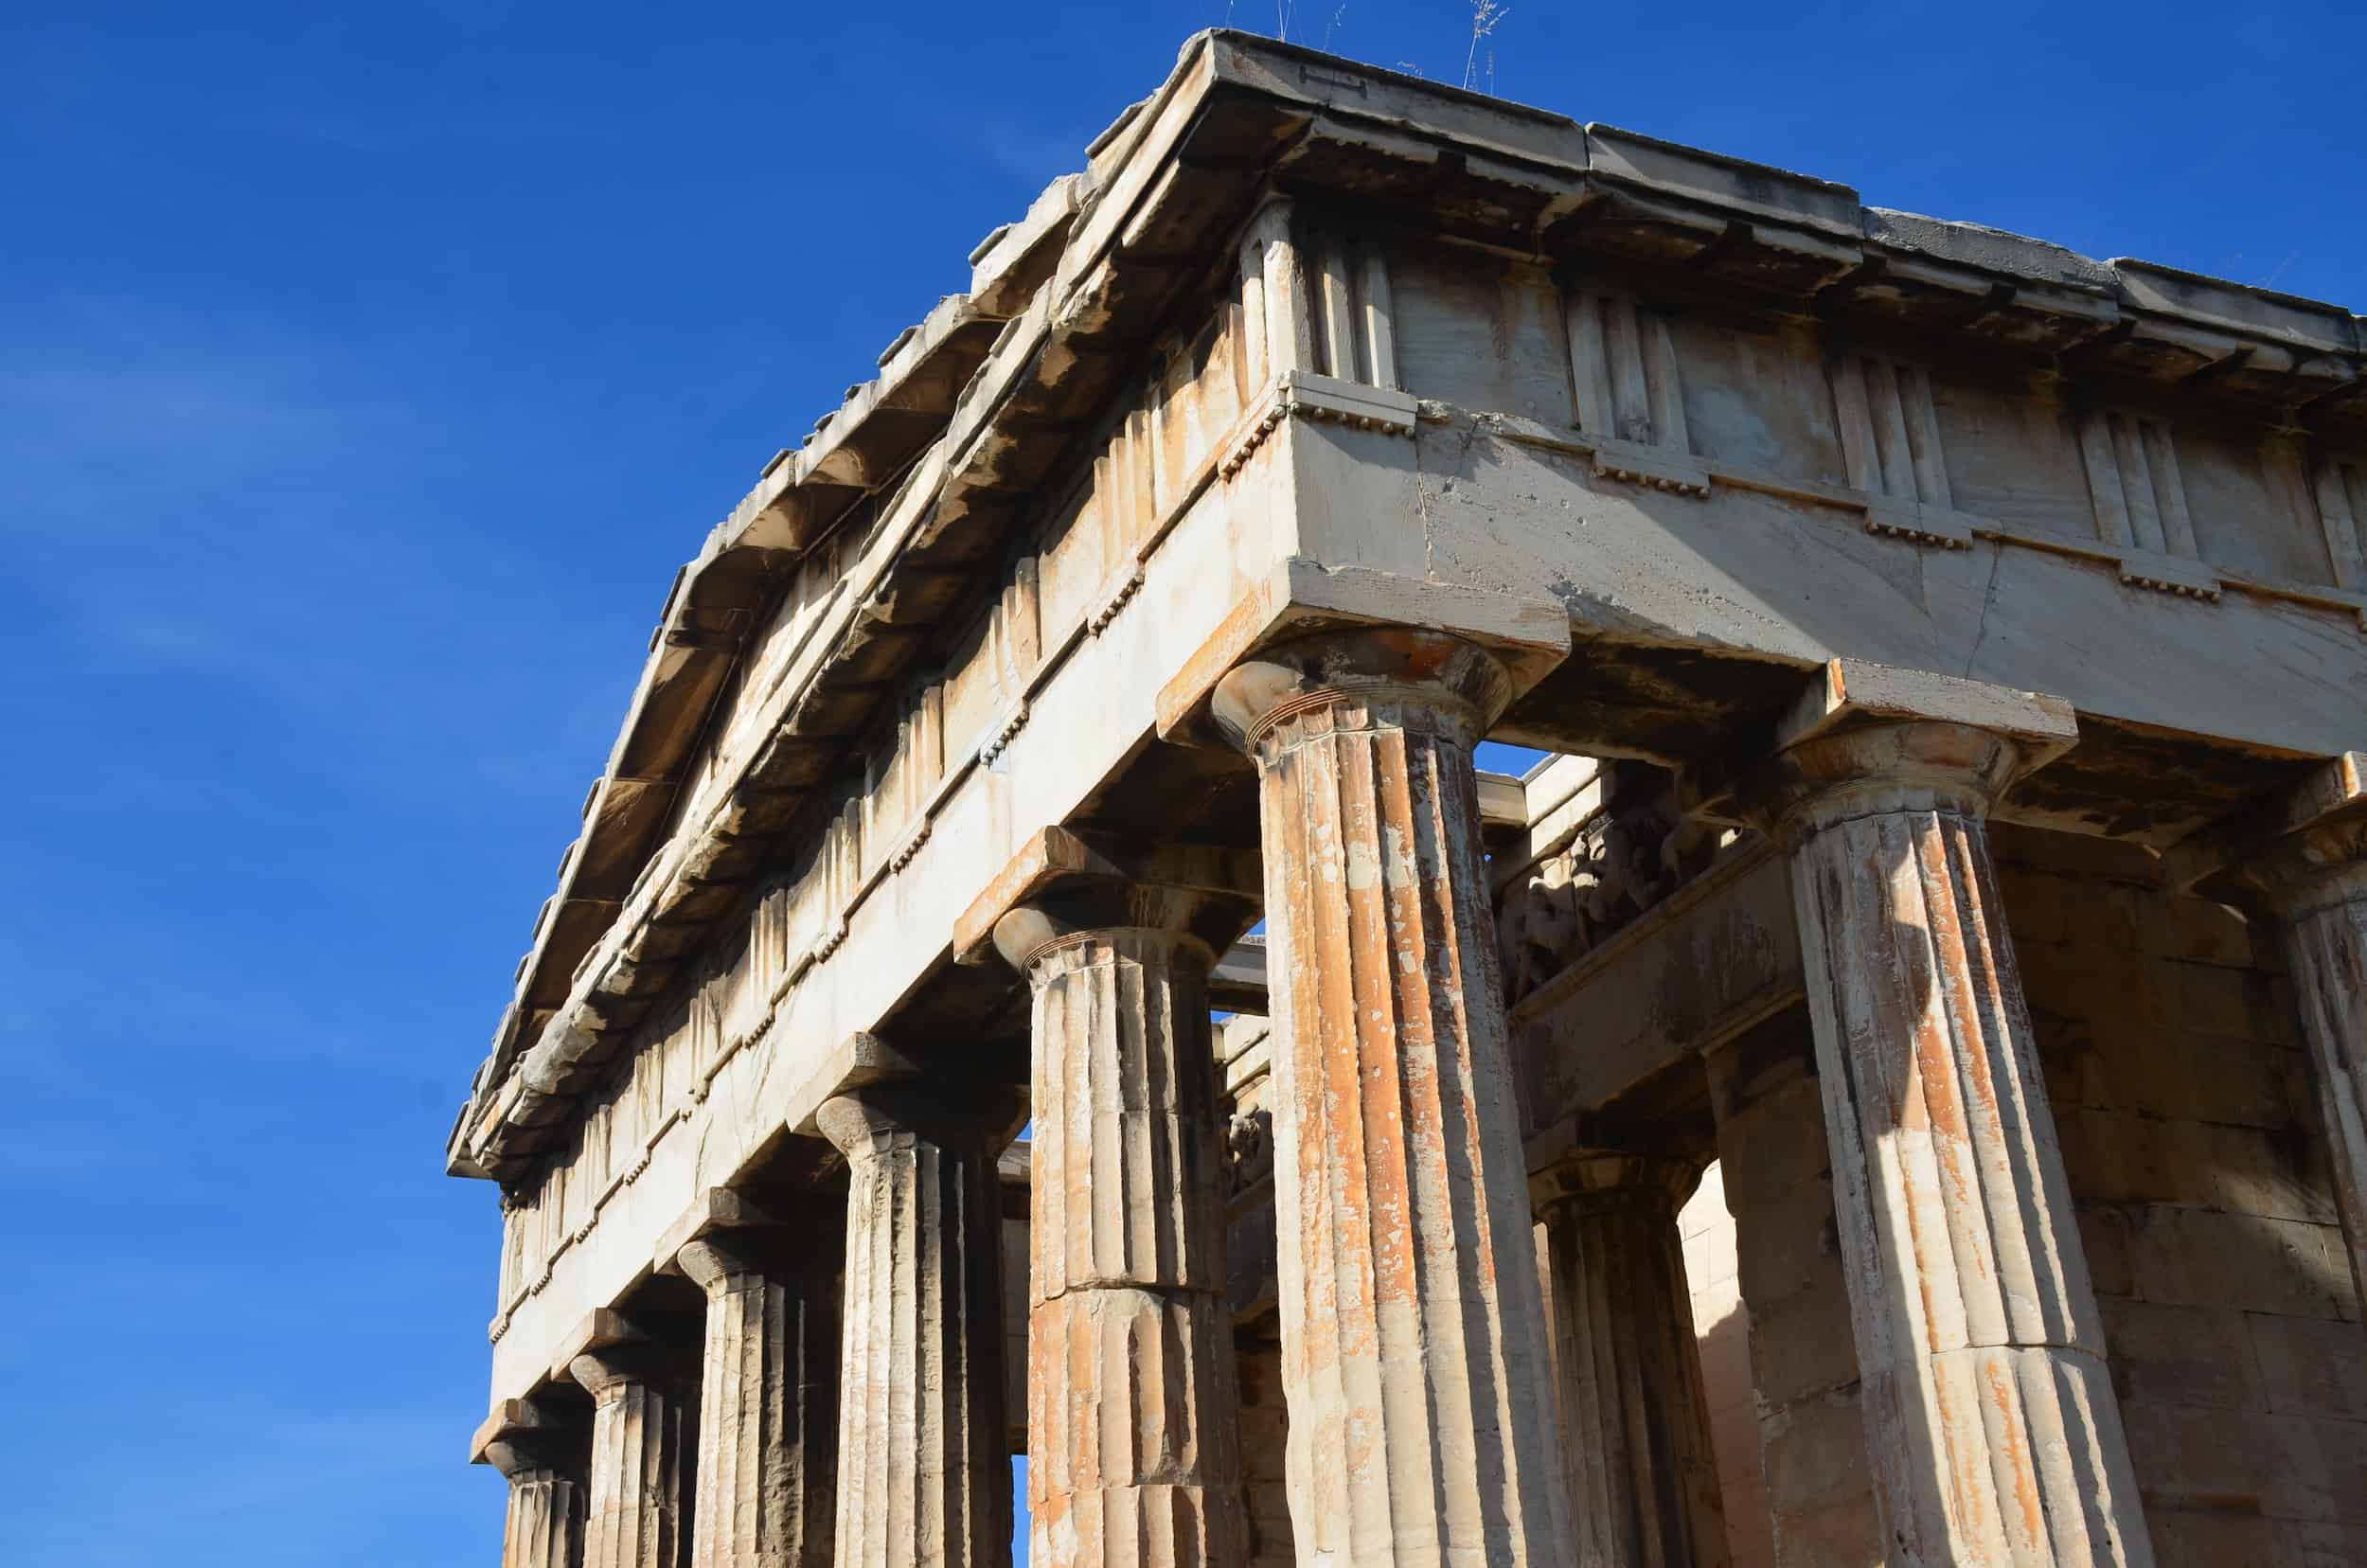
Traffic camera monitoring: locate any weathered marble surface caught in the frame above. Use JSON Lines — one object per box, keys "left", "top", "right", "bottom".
{"left": 1003, "top": 924, "right": 1243, "bottom": 1568}
{"left": 464, "top": 29, "right": 2367, "bottom": 1408}
{"left": 675, "top": 1223, "right": 836, "bottom": 1568}
{"left": 573, "top": 1343, "right": 695, "bottom": 1568}
{"left": 1214, "top": 629, "right": 1575, "bottom": 1567}
{"left": 819, "top": 1089, "right": 1010, "bottom": 1568}
{"left": 1748, "top": 677, "right": 2153, "bottom": 1566}
{"left": 444, "top": 30, "right": 2367, "bottom": 1568}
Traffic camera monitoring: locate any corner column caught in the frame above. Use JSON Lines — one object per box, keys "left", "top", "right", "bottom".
{"left": 818, "top": 1084, "right": 1010, "bottom": 1568}
{"left": 1210, "top": 628, "right": 1574, "bottom": 1568}
{"left": 573, "top": 1332, "right": 697, "bottom": 1568}
{"left": 669, "top": 1196, "right": 839, "bottom": 1568}
{"left": 1739, "top": 666, "right": 2152, "bottom": 1566}
{"left": 1531, "top": 1150, "right": 1730, "bottom": 1568}
{"left": 478, "top": 1398, "right": 588, "bottom": 1568}
{"left": 966, "top": 831, "right": 1259, "bottom": 1568}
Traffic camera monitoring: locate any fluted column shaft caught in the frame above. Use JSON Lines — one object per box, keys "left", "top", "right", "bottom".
{"left": 678, "top": 1233, "right": 837, "bottom": 1568}
{"left": 1007, "top": 927, "right": 1244, "bottom": 1568}
{"left": 575, "top": 1347, "right": 695, "bottom": 1568}
{"left": 1533, "top": 1152, "right": 1729, "bottom": 1568}
{"left": 2283, "top": 874, "right": 2367, "bottom": 1303}
{"left": 507, "top": 1469, "right": 587, "bottom": 1568}
{"left": 819, "top": 1088, "right": 1009, "bottom": 1568}
{"left": 488, "top": 1432, "right": 587, "bottom": 1568}
{"left": 1765, "top": 718, "right": 2151, "bottom": 1567}
{"left": 2212, "top": 757, "right": 2367, "bottom": 1307}
{"left": 1215, "top": 630, "right": 1574, "bottom": 1568}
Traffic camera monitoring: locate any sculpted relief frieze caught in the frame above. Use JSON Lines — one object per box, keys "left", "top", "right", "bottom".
{"left": 1496, "top": 762, "right": 1723, "bottom": 1005}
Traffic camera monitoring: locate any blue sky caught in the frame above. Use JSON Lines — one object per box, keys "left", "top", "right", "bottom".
{"left": 1, "top": 1, "right": 2357, "bottom": 1560}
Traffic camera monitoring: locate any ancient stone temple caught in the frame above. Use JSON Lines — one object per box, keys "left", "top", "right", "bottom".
{"left": 447, "top": 30, "right": 2367, "bottom": 1568}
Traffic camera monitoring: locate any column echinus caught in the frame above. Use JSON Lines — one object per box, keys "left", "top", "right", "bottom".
{"left": 817, "top": 1080, "right": 1011, "bottom": 1568}
{"left": 1722, "top": 660, "right": 2155, "bottom": 1567}
{"left": 1208, "top": 629, "right": 1575, "bottom": 1567}
{"left": 954, "top": 829, "right": 1262, "bottom": 1568}
{"left": 661, "top": 1190, "right": 839, "bottom": 1568}
{"left": 474, "top": 1397, "right": 588, "bottom": 1568}
{"left": 570, "top": 1316, "right": 698, "bottom": 1568}
{"left": 1531, "top": 1150, "right": 1731, "bottom": 1568}
{"left": 2189, "top": 753, "right": 2367, "bottom": 1306}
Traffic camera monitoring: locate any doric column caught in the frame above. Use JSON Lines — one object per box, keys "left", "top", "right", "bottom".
{"left": 669, "top": 1196, "right": 838, "bottom": 1568}
{"left": 1209, "top": 628, "right": 1574, "bottom": 1568}
{"left": 1531, "top": 1149, "right": 1730, "bottom": 1568}
{"left": 817, "top": 1085, "right": 1010, "bottom": 1568}
{"left": 574, "top": 1335, "right": 696, "bottom": 1568}
{"left": 965, "top": 829, "right": 1258, "bottom": 1568}
{"left": 478, "top": 1398, "right": 588, "bottom": 1568}
{"left": 1735, "top": 663, "right": 2153, "bottom": 1567}
{"left": 2186, "top": 752, "right": 2367, "bottom": 1304}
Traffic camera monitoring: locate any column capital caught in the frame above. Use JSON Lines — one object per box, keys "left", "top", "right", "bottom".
{"left": 1700, "top": 659, "right": 2077, "bottom": 842}
{"left": 1151, "top": 560, "right": 1569, "bottom": 747}
{"left": 671, "top": 1231, "right": 791, "bottom": 1299}
{"left": 815, "top": 1081, "right": 1013, "bottom": 1165}
{"left": 569, "top": 1344, "right": 672, "bottom": 1403}
{"left": 671, "top": 1239, "right": 762, "bottom": 1294}
{"left": 554, "top": 1309, "right": 685, "bottom": 1402}
{"left": 653, "top": 1193, "right": 800, "bottom": 1297}
{"left": 472, "top": 1397, "right": 579, "bottom": 1480}
{"left": 952, "top": 825, "right": 1261, "bottom": 975}
{"left": 2171, "top": 751, "right": 2367, "bottom": 918}
{"left": 1212, "top": 625, "right": 1515, "bottom": 757}
{"left": 1528, "top": 1148, "right": 1704, "bottom": 1218}
{"left": 482, "top": 1436, "right": 563, "bottom": 1483}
